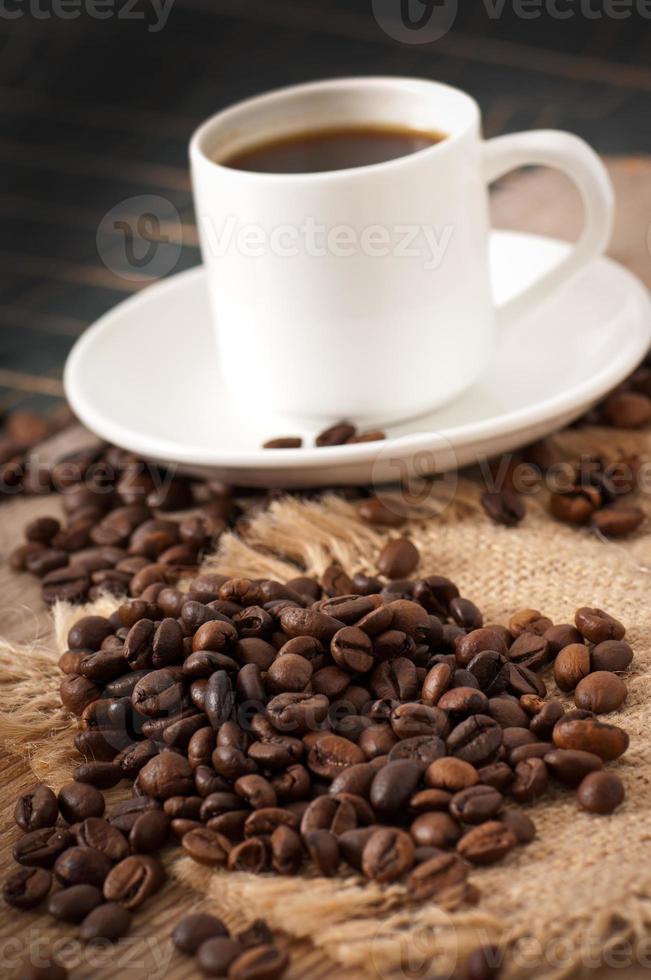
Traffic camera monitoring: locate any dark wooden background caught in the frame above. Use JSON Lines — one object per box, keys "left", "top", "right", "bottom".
{"left": 2, "top": 0, "right": 651, "bottom": 418}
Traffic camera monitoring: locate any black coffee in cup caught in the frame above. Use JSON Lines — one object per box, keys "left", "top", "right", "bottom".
{"left": 220, "top": 125, "right": 446, "bottom": 174}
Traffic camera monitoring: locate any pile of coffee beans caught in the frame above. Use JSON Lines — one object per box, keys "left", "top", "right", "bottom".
{"left": 4, "top": 546, "right": 633, "bottom": 976}
{"left": 173, "top": 914, "right": 287, "bottom": 977}
{"left": 263, "top": 421, "right": 386, "bottom": 450}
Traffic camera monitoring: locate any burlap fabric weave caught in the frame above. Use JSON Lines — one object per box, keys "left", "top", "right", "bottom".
{"left": 0, "top": 421, "right": 650, "bottom": 980}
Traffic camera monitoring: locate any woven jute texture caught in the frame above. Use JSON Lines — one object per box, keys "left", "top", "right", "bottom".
{"left": 1, "top": 423, "right": 650, "bottom": 980}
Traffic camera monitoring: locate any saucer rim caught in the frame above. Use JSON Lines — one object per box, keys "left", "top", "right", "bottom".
{"left": 65, "top": 230, "right": 651, "bottom": 470}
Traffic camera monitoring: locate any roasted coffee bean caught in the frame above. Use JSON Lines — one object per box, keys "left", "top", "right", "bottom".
{"left": 315, "top": 421, "right": 356, "bottom": 446}
{"left": 390, "top": 702, "right": 448, "bottom": 740}
{"left": 554, "top": 643, "right": 591, "bottom": 692}
{"left": 358, "top": 724, "right": 397, "bottom": 759}
{"left": 245, "top": 808, "right": 299, "bottom": 838}
{"left": 504, "top": 662, "right": 546, "bottom": 698}
{"left": 438, "top": 687, "right": 489, "bottom": 717}
{"left": 132, "top": 668, "right": 183, "bottom": 718}
{"left": 3, "top": 866, "right": 51, "bottom": 909}
{"left": 229, "top": 944, "right": 289, "bottom": 980}
{"left": 457, "top": 821, "right": 517, "bottom": 865}
{"left": 507, "top": 633, "right": 549, "bottom": 672}
{"left": 480, "top": 488, "right": 525, "bottom": 527}
{"left": 77, "top": 817, "right": 129, "bottom": 862}
{"left": 477, "top": 762, "right": 514, "bottom": 792}
{"left": 529, "top": 699, "right": 564, "bottom": 738}
{"left": 54, "top": 846, "right": 112, "bottom": 888}
{"left": 450, "top": 785, "right": 503, "bottom": 824}
{"left": 115, "top": 740, "right": 159, "bottom": 781}
{"left": 552, "top": 716, "right": 629, "bottom": 761}
{"left": 456, "top": 629, "right": 508, "bottom": 669}
{"left": 267, "top": 692, "right": 329, "bottom": 735}
{"left": 308, "top": 734, "right": 365, "bottom": 779}
{"left": 450, "top": 597, "right": 483, "bottom": 630}
{"left": 550, "top": 486, "right": 601, "bottom": 525}
{"left": 228, "top": 837, "right": 269, "bottom": 873}
{"left": 544, "top": 748, "right": 603, "bottom": 786}
{"left": 235, "top": 774, "right": 277, "bottom": 809}
{"left": 279, "top": 606, "right": 343, "bottom": 643}
{"left": 377, "top": 538, "right": 420, "bottom": 579}
{"left": 13, "top": 827, "right": 73, "bottom": 867}
{"left": 103, "top": 854, "right": 165, "bottom": 909}
{"left": 421, "top": 662, "right": 453, "bottom": 705}
{"left": 602, "top": 389, "right": 651, "bottom": 427}
{"left": 574, "top": 607, "right": 625, "bottom": 644}
{"left": 577, "top": 771, "right": 625, "bottom": 814}
{"left": 466, "top": 945, "right": 503, "bottom": 980}
{"left": 73, "top": 760, "right": 122, "bottom": 790}
{"left": 510, "top": 758, "right": 548, "bottom": 803}
{"left": 79, "top": 902, "right": 131, "bottom": 943}
{"left": 543, "top": 623, "right": 583, "bottom": 656}
{"left": 68, "top": 615, "right": 114, "bottom": 652}
{"left": 271, "top": 825, "right": 304, "bottom": 874}
{"left": 510, "top": 741, "right": 552, "bottom": 764}
{"left": 591, "top": 505, "right": 644, "bottom": 537}
{"left": 370, "top": 760, "right": 422, "bottom": 817}
{"left": 488, "top": 696, "right": 529, "bottom": 729}
{"left": 362, "top": 827, "right": 415, "bottom": 882}
{"left": 328, "top": 762, "right": 375, "bottom": 799}
{"left": 124, "top": 618, "right": 155, "bottom": 668}
{"left": 371, "top": 658, "right": 418, "bottom": 701}
{"left": 172, "top": 914, "right": 229, "bottom": 955}
{"left": 499, "top": 808, "right": 536, "bottom": 844}
{"left": 387, "top": 735, "right": 445, "bottom": 768}
{"left": 128, "top": 809, "right": 170, "bottom": 853}
{"left": 426, "top": 757, "right": 478, "bottom": 792}
{"left": 57, "top": 782, "right": 105, "bottom": 823}
{"left": 410, "top": 788, "right": 452, "bottom": 812}
{"left": 338, "top": 827, "right": 378, "bottom": 870}
{"left": 407, "top": 852, "right": 469, "bottom": 901}
{"left": 357, "top": 496, "right": 405, "bottom": 527}
{"left": 574, "top": 671, "right": 627, "bottom": 713}
{"left": 590, "top": 640, "right": 633, "bottom": 673}
{"left": 263, "top": 436, "right": 302, "bottom": 449}
{"left": 447, "top": 715, "right": 502, "bottom": 765}
{"left": 15, "top": 783, "right": 58, "bottom": 832}
{"left": 330, "top": 626, "right": 374, "bottom": 673}
{"left": 266, "top": 653, "right": 313, "bottom": 693}
{"left": 304, "top": 829, "right": 339, "bottom": 876}
{"left": 410, "top": 812, "right": 461, "bottom": 848}
{"left": 59, "top": 674, "right": 101, "bottom": 716}
{"left": 48, "top": 883, "right": 103, "bottom": 922}
{"left": 137, "top": 752, "right": 194, "bottom": 799}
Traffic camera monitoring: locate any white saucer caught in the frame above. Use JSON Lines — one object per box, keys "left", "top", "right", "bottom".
{"left": 65, "top": 231, "right": 651, "bottom": 488}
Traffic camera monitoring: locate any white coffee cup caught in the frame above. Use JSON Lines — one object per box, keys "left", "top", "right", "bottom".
{"left": 190, "top": 77, "right": 613, "bottom": 426}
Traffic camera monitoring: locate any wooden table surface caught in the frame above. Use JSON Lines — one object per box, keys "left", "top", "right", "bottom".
{"left": 2, "top": 158, "right": 651, "bottom": 978}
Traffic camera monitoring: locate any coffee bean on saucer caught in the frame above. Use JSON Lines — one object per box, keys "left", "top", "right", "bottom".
{"left": 347, "top": 430, "right": 386, "bottom": 444}
{"left": 577, "top": 771, "right": 625, "bottom": 814}
{"left": 315, "top": 422, "right": 356, "bottom": 446}
{"left": 263, "top": 437, "right": 303, "bottom": 449}
{"left": 172, "top": 913, "right": 229, "bottom": 955}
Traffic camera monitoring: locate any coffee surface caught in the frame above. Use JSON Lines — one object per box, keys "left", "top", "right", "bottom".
{"left": 221, "top": 125, "right": 445, "bottom": 173}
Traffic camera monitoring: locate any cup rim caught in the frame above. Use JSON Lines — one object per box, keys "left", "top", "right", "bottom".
{"left": 189, "top": 76, "right": 481, "bottom": 182}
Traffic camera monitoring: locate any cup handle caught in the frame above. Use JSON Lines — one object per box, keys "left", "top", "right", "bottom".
{"left": 482, "top": 130, "right": 615, "bottom": 328}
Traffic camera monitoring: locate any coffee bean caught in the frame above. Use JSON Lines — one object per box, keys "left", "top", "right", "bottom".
{"left": 550, "top": 486, "right": 601, "bottom": 525}
{"left": 553, "top": 643, "right": 590, "bottom": 692}
{"left": 466, "top": 945, "right": 503, "bottom": 980}
{"left": 488, "top": 696, "right": 528, "bottom": 729}
{"left": 377, "top": 538, "right": 420, "bottom": 579}
{"left": 304, "top": 829, "right": 339, "bottom": 876}
{"left": 3, "top": 866, "right": 51, "bottom": 909}
{"left": 128, "top": 809, "right": 170, "bottom": 853}
{"left": 387, "top": 735, "right": 445, "bottom": 768}
{"left": 457, "top": 821, "right": 517, "bottom": 865}
{"left": 574, "top": 671, "right": 627, "bottom": 713}
{"left": 103, "top": 854, "right": 165, "bottom": 908}
{"left": 263, "top": 436, "right": 302, "bottom": 449}
{"left": 544, "top": 748, "right": 603, "bottom": 787}
{"left": 574, "top": 607, "right": 625, "bottom": 644}
{"left": 228, "top": 944, "right": 289, "bottom": 980}
{"left": 172, "top": 914, "right": 229, "bottom": 955}
{"left": 543, "top": 623, "right": 583, "bottom": 656}
{"left": 425, "top": 757, "right": 478, "bottom": 792}
{"left": 48, "top": 883, "right": 103, "bottom": 922}
{"left": 577, "top": 771, "right": 625, "bottom": 814}
{"left": 590, "top": 640, "right": 633, "bottom": 673}
{"left": 182, "top": 827, "right": 232, "bottom": 866}
{"left": 57, "top": 781, "right": 105, "bottom": 823}
{"left": 79, "top": 902, "right": 131, "bottom": 943}
{"left": 438, "top": 687, "right": 489, "bottom": 717}
{"left": 480, "top": 488, "right": 525, "bottom": 527}
{"left": 308, "top": 734, "right": 365, "bottom": 779}
{"left": 602, "top": 389, "right": 651, "bottom": 427}
{"left": 370, "top": 760, "right": 422, "bottom": 817}
{"left": 552, "top": 716, "right": 629, "bottom": 761}
{"left": 362, "top": 827, "right": 415, "bottom": 882}
{"left": 591, "top": 506, "right": 644, "bottom": 538}
{"left": 228, "top": 837, "right": 269, "bottom": 873}
{"left": 390, "top": 702, "right": 448, "bottom": 739}
{"left": 266, "top": 652, "right": 313, "bottom": 693}
{"left": 196, "top": 937, "right": 243, "bottom": 976}
{"left": 315, "top": 422, "right": 356, "bottom": 446}
{"left": 410, "top": 812, "right": 461, "bottom": 848}
{"left": 271, "top": 825, "right": 303, "bottom": 874}
{"left": 330, "top": 626, "right": 374, "bottom": 673}
{"left": 499, "top": 809, "right": 536, "bottom": 844}
{"left": 510, "top": 758, "right": 548, "bottom": 803}
{"left": 456, "top": 629, "right": 508, "bottom": 669}
{"left": 14, "top": 783, "right": 58, "bottom": 832}
{"left": 54, "top": 846, "right": 112, "bottom": 888}
{"left": 447, "top": 715, "right": 502, "bottom": 766}
{"left": 450, "top": 785, "right": 503, "bottom": 823}
{"left": 407, "top": 852, "right": 469, "bottom": 901}
{"left": 13, "top": 827, "right": 74, "bottom": 867}
{"left": 138, "top": 752, "right": 194, "bottom": 799}
{"left": 450, "top": 597, "right": 483, "bottom": 630}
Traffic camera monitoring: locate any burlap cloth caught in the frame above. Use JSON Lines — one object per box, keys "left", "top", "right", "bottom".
{"left": 0, "top": 420, "right": 650, "bottom": 980}
{"left": 2, "top": 161, "right": 651, "bottom": 979}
